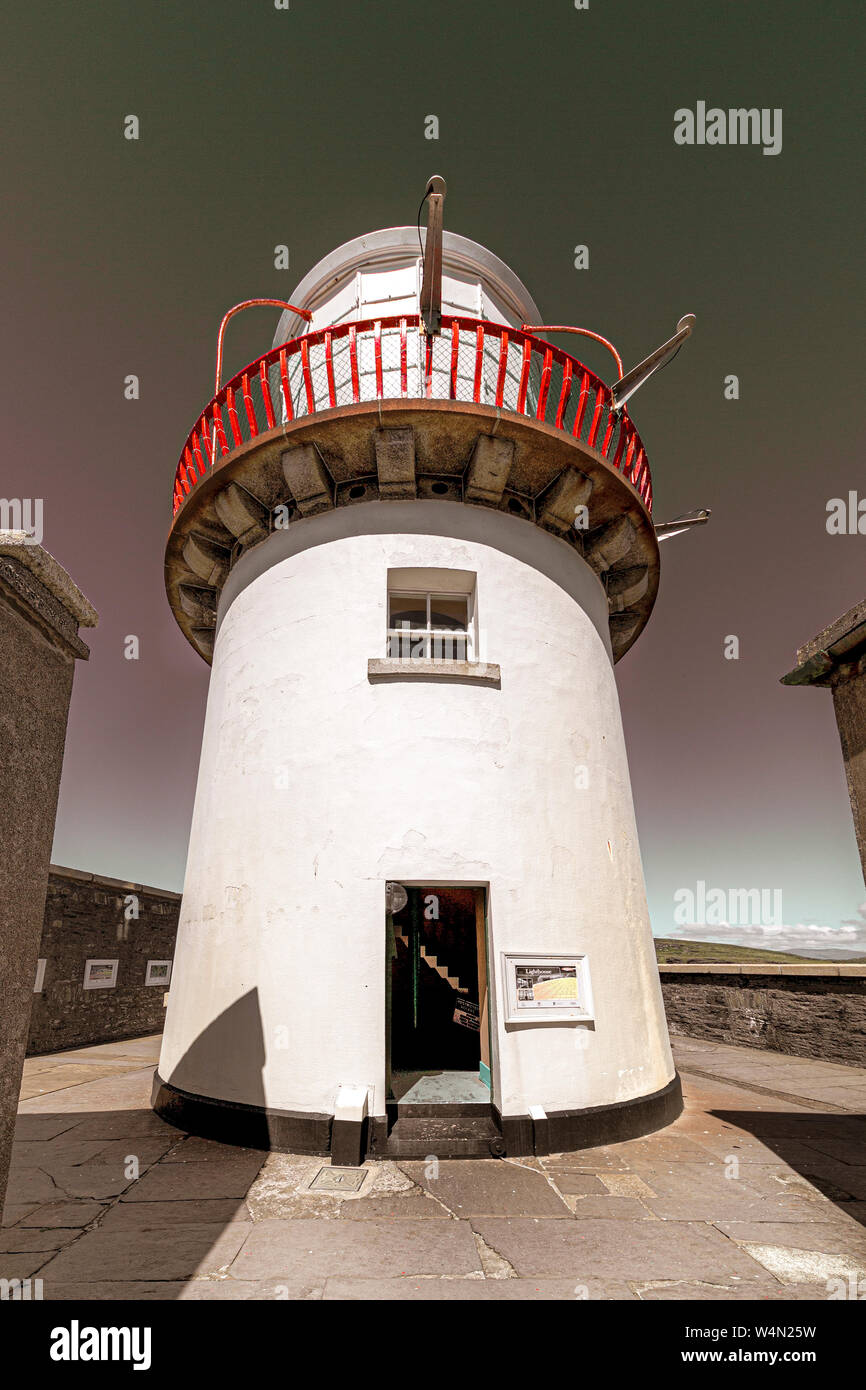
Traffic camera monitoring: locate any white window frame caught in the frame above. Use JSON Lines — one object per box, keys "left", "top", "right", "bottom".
{"left": 387, "top": 589, "right": 474, "bottom": 660}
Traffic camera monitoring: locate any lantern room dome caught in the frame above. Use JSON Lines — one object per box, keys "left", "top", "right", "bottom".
{"left": 273, "top": 227, "right": 542, "bottom": 342}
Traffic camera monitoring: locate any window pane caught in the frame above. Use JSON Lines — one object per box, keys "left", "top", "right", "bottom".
{"left": 431, "top": 632, "right": 468, "bottom": 660}
{"left": 389, "top": 594, "right": 427, "bottom": 629}
{"left": 429, "top": 595, "right": 468, "bottom": 631}
{"left": 388, "top": 629, "right": 430, "bottom": 658}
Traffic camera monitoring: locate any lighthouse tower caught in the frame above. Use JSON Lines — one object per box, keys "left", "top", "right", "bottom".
{"left": 155, "top": 198, "right": 682, "bottom": 1161}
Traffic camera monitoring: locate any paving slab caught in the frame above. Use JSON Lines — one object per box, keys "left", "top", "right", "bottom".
{"left": 230, "top": 1217, "right": 481, "bottom": 1280}
{"left": 20, "top": 1064, "right": 137, "bottom": 1101}
{"left": 400, "top": 1160, "right": 571, "bottom": 1218}
{"left": 779, "top": 1283, "right": 850, "bottom": 1300}
{"left": 597, "top": 1172, "right": 657, "bottom": 1199}
{"left": 4, "top": 1170, "right": 63, "bottom": 1205}
{"left": 748, "top": 1158, "right": 866, "bottom": 1201}
{"left": 11, "top": 1139, "right": 115, "bottom": 1170}
{"left": 43, "top": 1282, "right": 187, "bottom": 1301}
{"left": 644, "top": 1193, "right": 841, "bottom": 1223}
{"left": 1, "top": 1203, "right": 41, "bottom": 1227}
{"left": 683, "top": 1163, "right": 828, "bottom": 1200}
{"left": 120, "top": 1158, "right": 265, "bottom": 1202}
{"left": 543, "top": 1148, "right": 632, "bottom": 1172}
{"left": 19, "top": 1201, "right": 106, "bottom": 1229}
{"left": 21, "top": 1058, "right": 76, "bottom": 1077}
{"left": 243, "top": 1190, "right": 343, "bottom": 1221}
{"left": 0, "top": 1254, "right": 52, "bottom": 1280}
{"left": 42, "top": 1278, "right": 316, "bottom": 1301}
{"left": 636, "top": 1280, "right": 801, "bottom": 1302}
{"left": 340, "top": 1195, "right": 450, "bottom": 1220}
{"left": 0, "top": 1228, "right": 80, "bottom": 1253}
{"left": 39, "top": 1222, "right": 252, "bottom": 1283}
{"left": 470, "top": 1217, "right": 776, "bottom": 1284}
{"left": 738, "top": 1244, "right": 866, "bottom": 1285}
{"left": 322, "top": 1277, "right": 637, "bottom": 1300}
{"left": 560, "top": 1196, "right": 655, "bottom": 1219}
{"left": 801, "top": 1136, "right": 866, "bottom": 1167}
{"left": 713, "top": 1219, "right": 866, "bottom": 1257}
{"left": 627, "top": 1159, "right": 755, "bottom": 1196}
{"left": 161, "top": 1136, "right": 265, "bottom": 1164}
{"left": 19, "top": 1071, "right": 158, "bottom": 1117}
{"left": 179, "top": 1278, "right": 323, "bottom": 1300}
{"left": 98, "top": 1199, "right": 250, "bottom": 1230}
{"left": 48, "top": 1165, "right": 136, "bottom": 1200}
{"left": 58, "top": 1110, "right": 176, "bottom": 1140}
{"left": 11, "top": 1115, "right": 85, "bottom": 1143}
{"left": 26, "top": 1037, "right": 161, "bottom": 1066}
{"left": 545, "top": 1173, "right": 607, "bottom": 1196}
{"left": 626, "top": 1160, "right": 841, "bottom": 1222}
{"left": 610, "top": 1135, "right": 744, "bottom": 1164}
{"left": 80, "top": 1138, "right": 177, "bottom": 1168}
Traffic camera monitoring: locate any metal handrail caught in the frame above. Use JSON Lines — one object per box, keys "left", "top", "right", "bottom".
{"left": 214, "top": 299, "right": 312, "bottom": 393}
{"left": 171, "top": 315, "right": 653, "bottom": 517}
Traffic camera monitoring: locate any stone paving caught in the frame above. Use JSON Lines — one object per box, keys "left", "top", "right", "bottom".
{"left": 3, "top": 1033, "right": 865, "bottom": 1300}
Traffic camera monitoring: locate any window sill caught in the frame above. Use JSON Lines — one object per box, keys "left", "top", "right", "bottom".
{"left": 367, "top": 657, "right": 501, "bottom": 686}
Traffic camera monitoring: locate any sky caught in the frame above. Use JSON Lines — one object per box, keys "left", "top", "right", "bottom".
{"left": 3, "top": 0, "right": 864, "bottom": 950}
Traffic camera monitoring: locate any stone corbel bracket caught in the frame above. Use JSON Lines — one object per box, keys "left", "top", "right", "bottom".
{"left": 165, "top": 400, "right": 659, "bottom": 665}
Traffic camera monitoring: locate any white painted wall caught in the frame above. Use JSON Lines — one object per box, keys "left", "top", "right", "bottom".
{"left": 159, "top": 502, "right": 674, "bottom": 1120}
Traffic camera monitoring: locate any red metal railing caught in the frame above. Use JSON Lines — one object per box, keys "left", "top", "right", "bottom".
{"left": 171, "top": 316, "right": 653, "bottom": 517}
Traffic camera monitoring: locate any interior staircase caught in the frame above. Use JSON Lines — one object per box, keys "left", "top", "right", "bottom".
{"left": 394, "top": 933, "right": 470, "bottom": 994}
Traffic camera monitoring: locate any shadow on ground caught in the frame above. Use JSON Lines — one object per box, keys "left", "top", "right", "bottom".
{"left": 713, "top": 1110, "right": 866, "bottom": 1229}
{"left": 3, "top": 993, "right": 272, "bottom": 1300}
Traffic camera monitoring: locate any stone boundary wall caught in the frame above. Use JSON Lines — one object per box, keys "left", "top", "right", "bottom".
{"left": 27, "top": 865, "right": 181, "bottom": 1056}
{"left": 659, "top": 964, "right": 866, "bottom": 1068}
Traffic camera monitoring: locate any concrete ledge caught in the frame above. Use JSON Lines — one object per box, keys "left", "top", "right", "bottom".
{"left": 659, "top": 963, "right": 866, "bottom": 977}
{"left": 368, "top": 657, "right": 501, "bottom": 685}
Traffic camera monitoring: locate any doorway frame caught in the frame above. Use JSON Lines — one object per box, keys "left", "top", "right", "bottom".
{"left": 385, "top": 880, "right": 493, "bottom": 1103}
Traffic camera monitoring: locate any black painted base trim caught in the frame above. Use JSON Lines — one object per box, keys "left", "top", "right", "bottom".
{"left": 497, "top": 1073, "right": 683, "bottom": 1156}
{"left": 152, "top": 1071, "right": 683, "bottom": 1159}
{"left": 151, "top": 1072, "right": 332, "bottom": 1155}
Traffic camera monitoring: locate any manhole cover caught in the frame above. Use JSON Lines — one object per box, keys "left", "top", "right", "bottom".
{"left": 309, "top": 1166, "right": 368, "bottom": 1193}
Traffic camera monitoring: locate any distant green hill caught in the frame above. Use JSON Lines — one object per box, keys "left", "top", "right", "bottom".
{"left": 654, "top": 938, "right": 825, "bottom": 964}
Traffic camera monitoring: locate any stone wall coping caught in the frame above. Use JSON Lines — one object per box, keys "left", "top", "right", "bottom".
{"left": 48, "top": 863, "right": 182, "bottom": 901}
{"left": 0, "top": 533, "right": 98, "bottom": 626}
{"left": 796, "top": 597, "right": 866, "bottom": 668}
{"left": 658, "top": 962, "right": 866, "bottom": 977}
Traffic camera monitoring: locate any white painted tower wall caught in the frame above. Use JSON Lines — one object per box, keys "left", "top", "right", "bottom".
{"left": 159, "top": 501, "right": 675, "bottom": 1121}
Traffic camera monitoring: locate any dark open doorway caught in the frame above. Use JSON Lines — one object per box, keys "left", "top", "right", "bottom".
{"left": 387, "top": 885, "right": 489, "bottom": 1100}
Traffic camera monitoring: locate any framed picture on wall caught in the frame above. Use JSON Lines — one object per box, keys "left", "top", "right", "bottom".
{"left": 502, "top": 953, "right": 593, "bottom": 1024}
{"left": 83, "top": 959, "right": 118, "bottom": 990}
{"left": 145, "top": 959, "right": 172, "bottom": 987}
